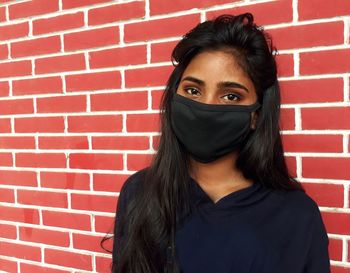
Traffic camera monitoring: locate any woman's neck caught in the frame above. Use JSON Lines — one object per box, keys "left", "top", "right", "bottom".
{"left": 188, "top": 150, "right": 252, "bottom": 188}
{"left": 188, "top": 150, "right": 254, "bottom": 203}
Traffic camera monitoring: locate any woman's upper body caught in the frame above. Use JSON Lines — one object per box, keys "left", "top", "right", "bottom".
{"left": 112, "top": 167, "right": 331, "bottom": 273}
{"left": 109, "top": 13, "right": 332, "bottom": 273}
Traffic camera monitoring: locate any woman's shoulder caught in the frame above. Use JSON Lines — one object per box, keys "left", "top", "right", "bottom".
{"left": 118, "top": 167, "right": 148, "bottom": 202}
{"left": 277, "top": 186, "right": 323, "bottom": 221}
{"left": 280, "top": 187, "right": 330, "bottom": 268}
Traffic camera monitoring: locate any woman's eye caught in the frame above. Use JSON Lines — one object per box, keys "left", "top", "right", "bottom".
{"left": 223, "top": 93, "right": 240, "bottom": 101}
{"left": 184, "top": 88, "right": 200, "bottom": 96}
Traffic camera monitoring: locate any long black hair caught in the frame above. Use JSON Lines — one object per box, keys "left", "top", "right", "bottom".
{"left": 101, "top": 12, "right": 305, "bottom": 273}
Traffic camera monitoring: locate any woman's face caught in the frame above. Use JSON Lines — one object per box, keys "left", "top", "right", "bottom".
{"left": 176, "top": 50, "right": 259, "bottom": 129}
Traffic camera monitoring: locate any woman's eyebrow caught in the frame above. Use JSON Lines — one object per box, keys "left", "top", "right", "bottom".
{"left": 181, "top": 76, "right": 249, "bottom": 93}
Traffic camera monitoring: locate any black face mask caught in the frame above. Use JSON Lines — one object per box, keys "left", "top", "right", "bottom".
{"left": 170, "top": 93, "right": 261, "bottom": 163}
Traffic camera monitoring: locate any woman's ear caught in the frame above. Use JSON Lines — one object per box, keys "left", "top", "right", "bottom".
{"left": 250, "top": 111, "right": 259, "bottom": 130}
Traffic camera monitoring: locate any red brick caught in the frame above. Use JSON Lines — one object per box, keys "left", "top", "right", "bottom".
{"left": 0, "top": 136, "right": 35, "bottom": 149}
{"left": 37, "top": 95, "right": 86, "bottom": 113}
{"left": 62, "top": 0, "right": 109, "bottom": 9}
{"left": 92, "top": 135, "right": 149, "bottom": 150}
{"left": 90, "top": 91, "right": 148, "bottom": 111}
{"left": 0, "top": 44, "right": 8, "bottom": 61}
{"left": 19, "top": 226, "right": 70, "bottom": 247}
{"left": 151, "top": 89, "right": 164, "bottom": 110}
{"left": 0, "top": 98, "right": 33, "bottom": 115}
{"left": 18, "top": 189, "right": 68, "bottom": 208}
{"left": 96, "top": 255, "right": 113, "bottom": 273}
{"left": 39, "top": 136, "right": 89, "bottom": 150}
{"left": 0, "top": 152, "right": 12, "bottom": 166}
{"left": 150, "top": 0, "right": 239, "bottom": 15}
{"left": 71, "top": 193, "right": 116, "bottom": 212}
{"left": 0, "top": 206, "right": 40, "bottom": 224}
{"left": 0, "top": 223, "right": 16, "bottom": 239}
{"left": 276, "top": 53, "right": 294, "bottom": 77}
{"left": 281, "top": 108, "right": 297, "bottom": 131}
{"left": 0, "top": 258, "right": 17, "bottom": 273}
{"left": 281, "top": 134, "right": 343, "bottom": 153}
{"left": 269, "top": 21, "right": 344, "bottom": 50}
{"left": 0, "top": 154, "right": 11, "bottom": 174}
{"left": 0, "top": 157, "right": 12, "bottom": 170}
{"left": 33, "top": 12, "right": 84, "bottom": 35}
{"left": 0, "top": 188, "right": 14, "bottom": 202}
{"left": 126, "top": 113, "right": 160, "bottom": 132}
{"left": 42, "top": 210, "right": 91, "bottom": 231}
{"left": 328, "top": 237, "right": 342, "bottom": 261}
{"left": 93, "top": 173, "right": 129, "bottom": 192}
{"left": 11, "top": 36, "right": 61, "bottom": 58}
{"left": 89, "top": 45, "right": 147, "bottom": 69}
{"left": 0, "top": 152, "right": 15, "bottom": 167}
{"left": 207, "top": 0, "right": 293, "bottom": 26}
{"left": 280, "top": 78, "right": 343, "bottom": 104}
{"left": 0, "top": 170, "right": 37, "bottom": 187}
{"left": 302, "top": 182, "right": 344, "bottom": 208}
{"left": 94, "top": 215, "right": 113, "bottom": 233}
{"left": 65, "top": 71, "right": 121, "bottom": 92}
{"left": 126, "top": 153, "right": 153, "bottom": 171}
{"left": 124, "top": 14, "right": 200, "bottom": 42}
{"left": 0, "top": 241, "right": 41, "bottom": 261}
{"left": 21, "top": 263, "right": 70, "bottom": 273}
{"left": 16, "top": 153, "right": 67, "bottom": 168}
{"left": 44, "top": 248, "right": 92, "bottom": 271}
{"left": 301, "top": 106, "right": 350, "bottom": 130}
{"left": 69, "top": 153, "right": 123, "bottom": 170}
{"left": 298, "top": 0, "right": 350, "bottom": 20}
{"left": 9, "top": 0, "right": 59, "bottom": 20}
{"left": 286, "top": 156, "right": 298, "bottom": 177}
{"left": 0, "top": 60, "right": 31, "bottom": 78}
{"left": 13, "top": 76, "right": 63, "bottom": 96}
{"left": 68, "top": 115, "right": 122, "bottom": 132}
{"left": 73, "top": 233, "right": 107, "bottom": 253}
{"left": 0, "top": 6, "right": 5, "bottom": 22}
{"left": 300, "top": 49, "right": 350, "bottom": 75}
{"left": 0, "top": 118, "right": 11, "bottom": 133}
{"left": 151, "top": 40, "right": 178, "bottom": 63}
{"left": 40, "top": 171, "right": 90, "bottom": 190}
{"left": 35, "top": 53, "right": 85, "bottom": 74}
{"left": 0, "top": 22, "right": 29, "bottom": 41}
{"left": 15, "top": 116, "right": 65, "bottom": 133}
{"left": 125, "top": 65, "right": 173, "bottom": 88}
{"left": 64, "top": 26, "right": 119, "bottom": 51}
{"left": 153, "top": 134, "right": 161, "bottom": 150}
{"left": 322, "top": 211, "right": 350, "bottom": 235}
{"left": 302, "top": 157, "right": 350, "bottom": 180}
{"left": 0, "top": 81, "right": 9, "bottom": 96}
{"left": 88, "top": 1, "right": 145, "bottom": 25}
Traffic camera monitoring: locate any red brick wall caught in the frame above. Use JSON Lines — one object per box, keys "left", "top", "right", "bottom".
{"left": 0, "top": 0, "right": 349, "bottom": 272}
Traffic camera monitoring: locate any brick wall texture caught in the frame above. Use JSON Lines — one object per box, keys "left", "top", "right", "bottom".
{"left": 0, "top": 0, "right": 349, "bottom": 272}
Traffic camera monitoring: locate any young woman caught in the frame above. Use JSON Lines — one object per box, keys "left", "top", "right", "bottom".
{"left": 107, "top": 12, "right": 331, "bottom": 273}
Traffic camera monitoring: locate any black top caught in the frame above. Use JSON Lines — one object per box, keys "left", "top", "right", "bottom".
{"left": 112, "top": 168, "right": 331, "bottom": 273}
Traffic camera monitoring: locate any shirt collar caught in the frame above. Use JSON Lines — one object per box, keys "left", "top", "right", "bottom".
{"left": 188, "top": 175, "right": 273, "bottom": 212}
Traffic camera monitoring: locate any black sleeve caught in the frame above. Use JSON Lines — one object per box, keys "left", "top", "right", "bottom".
{"left": 303, "top": 205, "right": 331, "bottom": 273}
